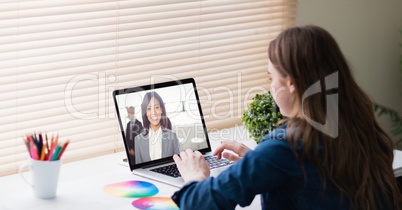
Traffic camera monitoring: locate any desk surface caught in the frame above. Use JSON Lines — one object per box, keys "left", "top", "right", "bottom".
{"left": 0, "top": 126, "right": 260, "bottom": 210}
{"left": 1, "top": 126, "right": 402, "bottom": 210}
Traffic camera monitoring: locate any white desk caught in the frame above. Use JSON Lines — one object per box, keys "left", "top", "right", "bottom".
{"left": 0, "top": 126, "right": 260, "bottom": 210}
{"left": 1, "top": 126, "right": 402, "bottom": 210}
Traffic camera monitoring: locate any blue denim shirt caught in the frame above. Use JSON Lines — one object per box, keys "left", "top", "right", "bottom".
{"left": 172, "top": 126, "right": 350, "bottom": 210}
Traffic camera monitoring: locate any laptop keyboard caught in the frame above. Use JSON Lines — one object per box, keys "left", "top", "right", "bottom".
{"left": 150, "top": 156, "right": 233, "bottom": 178}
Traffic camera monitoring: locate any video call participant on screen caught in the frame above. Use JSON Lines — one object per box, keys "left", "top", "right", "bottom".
{"left": 125, "top": 106, "right": 143, "bottom": 161}
{"left": 135, "top": 91, "right": 180, "bottom": 164}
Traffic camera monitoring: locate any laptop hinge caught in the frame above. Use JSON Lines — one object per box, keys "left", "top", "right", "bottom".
{"left": 141, "top": 159, "right": 174, "bottom": 169}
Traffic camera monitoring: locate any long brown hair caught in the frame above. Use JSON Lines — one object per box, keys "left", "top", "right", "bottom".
{"left": 268, "top": 25, "right": 402, "bottom": 210}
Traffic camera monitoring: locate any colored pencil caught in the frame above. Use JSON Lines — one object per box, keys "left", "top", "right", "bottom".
{"left": 57, "top": 140, "right": 70, "bottom": 160}
{"left": 47, "top": 136, "right": 57, "bottom": 161}
{"left": 45, "top": 133, "right": 50, "bottom": 152}
{"left": 40, "top": 144, "right": 46, "bottom": 160}
{"left": 30, "top": 142, "right": 39, "bottom": 160}
{"left": 51, "top": 145, "right": 62, "bottom": 161}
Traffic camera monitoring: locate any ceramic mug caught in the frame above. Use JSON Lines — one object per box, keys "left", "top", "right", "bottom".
{"left": 19, "top": 159, "right": 61, "bottom": 199}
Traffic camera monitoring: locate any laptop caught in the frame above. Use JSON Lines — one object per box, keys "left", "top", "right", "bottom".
{"left": 112, "top": 78, "right": 232, "bottom": 188}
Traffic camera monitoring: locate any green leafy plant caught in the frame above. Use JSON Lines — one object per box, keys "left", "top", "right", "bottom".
{"left": 242, "top": 92, "right": 285, "bottom": 144}
{"left": 374, "top": 104, "right": 402, "bottom": 145}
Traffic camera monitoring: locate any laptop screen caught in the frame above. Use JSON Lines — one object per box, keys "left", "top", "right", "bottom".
{"left": 112, "top": 78, "right": 211, "bottom": 169}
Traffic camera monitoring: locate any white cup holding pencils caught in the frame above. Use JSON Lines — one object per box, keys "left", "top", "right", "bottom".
{"left": 19, "top": 133, "right": 70, "bottom": 199}
{"left": 19, "top": 159, "right": 61, "bottom": 199}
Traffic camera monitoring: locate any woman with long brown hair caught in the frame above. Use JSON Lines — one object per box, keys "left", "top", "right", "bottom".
{"left": 171, "top": 25, "right": 402, "bottom": 210}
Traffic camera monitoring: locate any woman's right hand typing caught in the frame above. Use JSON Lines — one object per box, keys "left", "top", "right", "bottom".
{"left": 213, "top": 141, "right": 251, "bottom": 162}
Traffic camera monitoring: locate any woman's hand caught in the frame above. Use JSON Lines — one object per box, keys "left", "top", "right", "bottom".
{"left": 173, "top": 148, "right": 210, "bottom": 183}
{"left": 213, "top": 141, "right": 251, "bottom": 162}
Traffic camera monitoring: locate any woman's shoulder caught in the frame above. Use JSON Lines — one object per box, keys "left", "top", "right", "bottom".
{"left": 250, "top": 127, "right": 300, "bottom": 171}
{"left": 256, "top": 123, "right": 297, "bottom": 155}
{"left": 136, "top": 130, "right": 148, "bottom": 139}
{"left": 261, "top": 123, "right": 288, "bottom": 143}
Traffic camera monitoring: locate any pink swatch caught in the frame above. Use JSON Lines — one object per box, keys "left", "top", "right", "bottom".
{"left": 132, "top": 197, "right": 179, "bottom": 210}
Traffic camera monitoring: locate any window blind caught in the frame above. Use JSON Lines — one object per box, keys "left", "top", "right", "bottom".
{"left": 0, "top": 0, "right": 297, "bottom": 176}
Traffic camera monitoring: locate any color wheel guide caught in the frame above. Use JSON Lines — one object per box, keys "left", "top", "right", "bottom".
{"left": 104, "top": 180, "right": 179, "bottom": 210}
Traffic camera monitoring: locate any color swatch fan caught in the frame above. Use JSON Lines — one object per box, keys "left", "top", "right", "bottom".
{"left": 103, "top": 180, "right": 159, "bottom": 198}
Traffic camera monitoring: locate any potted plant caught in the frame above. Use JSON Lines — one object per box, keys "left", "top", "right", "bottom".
{"left": 242, "top": 92, "right": 285, "bottom": 144}
{"left": 374, "top": 104, "right": 402, "bottom": 147}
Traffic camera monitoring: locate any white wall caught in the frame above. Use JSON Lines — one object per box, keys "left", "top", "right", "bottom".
{"left": 297, "top": 0, "right": 402, "bottom": 142}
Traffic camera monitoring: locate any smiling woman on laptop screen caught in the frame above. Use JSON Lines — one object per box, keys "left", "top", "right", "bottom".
{"left": 134, "top": 91, "right": 180, "bottom": 164}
